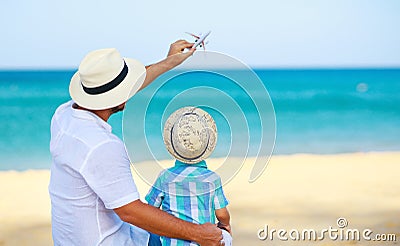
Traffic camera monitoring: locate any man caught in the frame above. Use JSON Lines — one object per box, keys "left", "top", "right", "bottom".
{"left": 49, "top": 40, "right": 224, "bottom": 245}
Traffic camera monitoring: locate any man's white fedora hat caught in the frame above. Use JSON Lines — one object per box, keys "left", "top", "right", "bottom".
{"left": 69, "top": 48, "right": 146, "bottom": 110}
{"left": 163, "top": 107, "right": 217, "bottom": 164}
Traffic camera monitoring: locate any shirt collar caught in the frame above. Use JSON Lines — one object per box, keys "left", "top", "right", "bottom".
{"left": 71, "top": 102, "right": 112, "bottom": 132}
{"left": 175, "top": 160, "right": 208, "bottom": 168}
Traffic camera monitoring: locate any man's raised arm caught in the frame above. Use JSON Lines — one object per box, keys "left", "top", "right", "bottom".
{"left": 139, "top": 40, "right": 195, "bottom": 91}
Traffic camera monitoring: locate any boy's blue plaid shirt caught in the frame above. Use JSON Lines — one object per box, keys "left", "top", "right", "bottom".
{"left": 145, "top": 160, "right": 229, "bottom": 245}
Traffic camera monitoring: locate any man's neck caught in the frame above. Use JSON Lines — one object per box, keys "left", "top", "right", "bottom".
{"left": 72, "top": 103, "right": 111, "bottom": 122}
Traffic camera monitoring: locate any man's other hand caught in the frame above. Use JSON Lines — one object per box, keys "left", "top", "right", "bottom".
{"left": 196, "top": 223, "right": 224, "bottom": 246}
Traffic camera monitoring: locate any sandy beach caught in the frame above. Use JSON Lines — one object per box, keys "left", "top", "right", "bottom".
{"left": 1, "top": 152, "right": 399, "bottom": 245}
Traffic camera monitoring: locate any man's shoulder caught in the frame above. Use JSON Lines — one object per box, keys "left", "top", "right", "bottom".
{"left": 52, "top": 100, "right": 123, "bottom": 150}
{"left": 53, "top": 100, "right": 74, "bottom": 118}
{"left": 78, "top": 124, "right": 120, "bottom": 144}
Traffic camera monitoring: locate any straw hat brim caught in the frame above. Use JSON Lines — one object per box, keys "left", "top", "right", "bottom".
{"left": 69, "top": 58, "right": 146, "bottom": 110}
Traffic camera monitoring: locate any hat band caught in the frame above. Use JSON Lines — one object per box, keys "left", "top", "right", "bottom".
{"left": 81, "top": 61, "right": 128, "bottom": 95}
{"left": 170, "top": 124, "right": 209, "bottom": 161}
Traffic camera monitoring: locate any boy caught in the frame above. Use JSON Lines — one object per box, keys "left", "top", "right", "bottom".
{"left": 146, "top": 107, "right": 232, "bottom": 245}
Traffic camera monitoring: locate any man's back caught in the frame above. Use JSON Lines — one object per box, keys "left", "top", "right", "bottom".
{"left": 49, "top": 101, "right": 147, "bottom": 245}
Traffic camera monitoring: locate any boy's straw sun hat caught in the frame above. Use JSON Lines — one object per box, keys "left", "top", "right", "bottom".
{"left": 163, "top": 107, "right": 217, "bottom": 164}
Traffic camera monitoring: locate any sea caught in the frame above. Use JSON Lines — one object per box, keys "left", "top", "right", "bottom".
{"left": 0, "top": 68, "right": 399, "bottom": 171}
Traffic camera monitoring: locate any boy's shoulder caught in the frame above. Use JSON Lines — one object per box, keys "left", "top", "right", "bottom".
{"left": 157, "top": 162, "right": 221, "bottom": 183}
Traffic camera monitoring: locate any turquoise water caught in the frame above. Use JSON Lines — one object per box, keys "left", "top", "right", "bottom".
{"left": 0, "top": 69, "right": 399, "bottom": 170}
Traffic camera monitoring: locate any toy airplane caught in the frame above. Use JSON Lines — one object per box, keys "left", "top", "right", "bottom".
{"left": 186, "top": 31, "right": 211, "bottom": 50}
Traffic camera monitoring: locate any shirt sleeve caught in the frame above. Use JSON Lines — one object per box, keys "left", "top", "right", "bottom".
{"left": 80, "top": 140, "right": 140, "bottom": 209}
{"left": 214, "top": 176, "right": 229, "bottom": 210}
{"left": 145, "top": 171, "right": 165, "bottom": 208}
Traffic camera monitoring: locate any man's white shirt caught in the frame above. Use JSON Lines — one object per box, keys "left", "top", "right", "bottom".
{"left": 49, "top": 101, "right": 149, "bottom": 245}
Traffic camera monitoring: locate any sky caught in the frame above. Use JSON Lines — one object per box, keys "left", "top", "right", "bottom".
{"left": 1, "top": 0, "right": 400, "bottom": 69}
